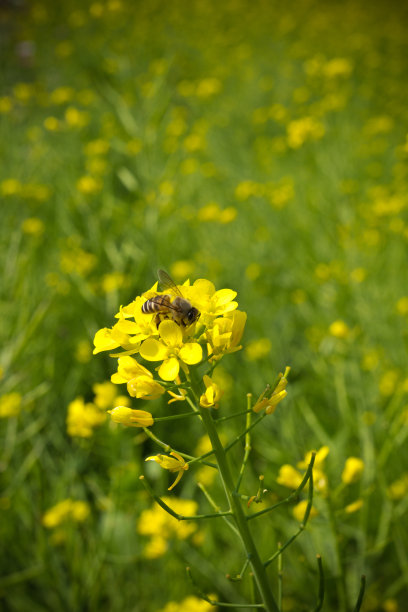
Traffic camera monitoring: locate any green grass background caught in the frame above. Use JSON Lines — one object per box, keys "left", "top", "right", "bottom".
{"left": 1, "top": 0, "right": 408, "bottom": 610}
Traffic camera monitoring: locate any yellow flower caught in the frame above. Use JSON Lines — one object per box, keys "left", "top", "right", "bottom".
{"left": 76, "top": 175, "right": 102, "bottom": 194}
{"left": 277, "top": 465, "right": 303, "bottom": 489}
{"left": 0, "top": 392, "right": 22, "bottom": 418}
{"left": 293, "top": 500, "right": 318, "bottom": 522}
{"left": 137, "top": 497, "right": 198, "bottom": 557}
{"left": 159, "top": 596, "right": 215, "bottom": 612}
{"left": 111, "top": 356, "right": 165, "bottom": 399}
{"left": 66, "top": 397, "right": 106, "bottom": 437}
{"left": 387, "top": 474, "right": 408, "bottom": 500}
{"left": 341, "top": 457, "right": 364, "bottom": 484}
{"left": 127, "top": 376, "right": 165, "bottom": 400}
{"left": 278, "top": 446, "right": 329, "bottom": 494}
{"left": 298, "top": 446, "right": 329, "bottom": 493}
{"left": 42, "top": 499, "right": 90, "bottom": 528}
{"left": 329, "top": 320, "right": 350, "bottom": 339}
{"left": 92, "top": 381, "right": 118, "bottom": 410}
{"left": 109, "top": 406, "right": 154, "bottom": 427}
{"left": 167, "top": 377, "right": 188, "bottom": 404}
{"left": 21, "top": 217, "right": 45, "bottom": 236}
{"left": 205, "top": 310, "right": 247, "bottom": 361}
{"left": 253, "top": 367, "right": 290, "bottom": 414}
{"left": 199, "top": 375, "right": 222, "bottom": 409}
{"left": 145, "top": 451, "right": 189, "bottom": 490}
{"left": 140, "top": 320, "right": 202, "bottom": 381}
{"left": 345, "top": 499, "right": 364, "bottom": 514}
{"left": 245, "top": 338, "right": 272, "bottom": 361}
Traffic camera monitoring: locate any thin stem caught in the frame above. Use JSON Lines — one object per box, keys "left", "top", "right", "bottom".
{"left": 139, "top": 477, "right": 232, "bottom": 520}
{"left": 352, "top": 575, "right": 366, "bottom": 612}
{"left": 313, "top": 555, "right": 325, "bottom": 612}
{"left": 189, "top": 376, "right": 279, "bottom": 612}
{"left": 248, "top": 453, "right": 316, "bottom": 521}
{"left": 264, "top": 467, "right": 315, "bottom": 568}
{"left": 154, "top": 411, "right": 202, "bottom": 422}
{"left": 197, "top": 482, "right": 240, "bottom": 537}
{"left": 187, "top": 567, "right": 265, "bottom": 608}
{"left": 277, "top": 543, "right": 283, "bottom": 611}
{"left": 235, "top": 394, "right": 253, "bottom": 493}
{"left": 143, "top": 427, "right": 217, "bottom": 468}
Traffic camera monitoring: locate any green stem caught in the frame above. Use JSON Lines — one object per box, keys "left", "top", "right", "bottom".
{"left": 196, "top": 399, "right": 279, "bottom": 612}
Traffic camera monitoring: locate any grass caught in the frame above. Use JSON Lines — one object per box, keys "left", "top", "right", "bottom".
{"left": 1, "top": 0, "right": 408, "bottom": 610}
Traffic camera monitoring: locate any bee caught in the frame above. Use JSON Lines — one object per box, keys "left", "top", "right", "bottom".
{"left": 141, "top": 269, "right": 200, "bottom": 328}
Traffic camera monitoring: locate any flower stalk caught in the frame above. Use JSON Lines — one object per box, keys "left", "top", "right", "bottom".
{"left": 193, "top": 379, "right": 279, "bottom": 612}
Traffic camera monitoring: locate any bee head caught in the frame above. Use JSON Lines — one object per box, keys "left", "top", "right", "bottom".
{"left": 187, "top": 307, "right": 200, "bottom": 324}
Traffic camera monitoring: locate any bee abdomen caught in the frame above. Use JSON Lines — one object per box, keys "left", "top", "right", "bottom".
{"left": 142, "top": 294, "right": 171, "bottom": 314}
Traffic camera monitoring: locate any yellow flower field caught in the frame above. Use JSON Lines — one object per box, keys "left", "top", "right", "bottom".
{"left": 1, "top": 0, "right": 408, "bottom": 609}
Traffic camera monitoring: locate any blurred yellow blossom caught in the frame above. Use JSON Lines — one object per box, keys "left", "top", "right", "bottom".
{"left": 50, "top": 86, "right": 75, "bottom": 105}
{"left": 75, "top": 340, "right": 92, "bottom": 363}
{"left": 387, "top": 474, "right": 408, "bottom": 500}
{"left": 76, "top": 175, "right": 102, "bottom": 194}
{"left": 170, "top": 260, "right": 195, "bottom": 280}
{"left": 1, "top": 179, "right": 21, "bottom": 196}
{"left": 42, "top": 499, "right": 90, "bottom": 528}
{"left": 138, "top": 497, "right": 198, "bottom": 558}
{"left": 0, "top": 97, "right": 12, "bottom": 113}
{"left": 341, "top": 457, "right": 364, "bottom": 484}
{"left": 396, "top": 297, "right": 408, "bottom": 316}
{"left": 0, "top": 392, "right": 22, "bottom": 418}
{"left": 345, "top": 499, "right": 364, "bottom": 514}
{"left": 158, "top": 595, "right": 215, "bottom": 612}
{"left": 379, "top": 370, "right": 399, "bottom": 396}
{"left": 43, "top": 116, "right": 60, "bottom": 131}
{"left": 293, "top": 500, "right": 318, "bottom": 522}
{"left": 21, "top": 217, "right": 45, "bottom": 236}
{"left": 66, "top": 397, "right": 106, "bottom": 437}
{"left": 84, "top": 139, "right": 110, "bottom": 155}
{"left": 329, "top": 320, "right": 350, "bottom": 339}
{"left": 245, "top": 338, "right": 271, "bottom": 361}
{"left": 93, "top": 381, "right": 118, "bottom": 410}
{"left": 287, "top": 116, "right": 325, "bottom": 148}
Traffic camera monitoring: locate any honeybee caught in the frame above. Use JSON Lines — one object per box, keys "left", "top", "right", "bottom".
{"left": 141, "top": 269, "right": 200, "bottom": 328}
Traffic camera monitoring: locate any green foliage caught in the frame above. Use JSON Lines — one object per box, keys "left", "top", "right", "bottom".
{"left": 1, "top": 0, "right": 408, "bottom": 610}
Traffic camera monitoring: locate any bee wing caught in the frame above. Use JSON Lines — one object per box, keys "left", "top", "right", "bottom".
{"left": 157, "top": 269, "right": 183, "bottom": 297}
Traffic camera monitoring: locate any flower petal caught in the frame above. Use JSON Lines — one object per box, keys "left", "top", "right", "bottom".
{"left": 179, "top": 342, "right": 203, "bottom": 365}
{"left": 159, "top": 357, "right": 180, "bottom": 381}
{"left": 140, "top": 338, "right": 168, "bottom": 361}
{"left": 158, "top": 320, "right": 182, "bottom": 347}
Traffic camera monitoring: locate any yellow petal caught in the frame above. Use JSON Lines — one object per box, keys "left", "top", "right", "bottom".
{"left": 158, "top": 320, "right": 182, "bottom": 347}
{"left": 159, "top": 357, "right": 180, "bottom": 381}
{"left": 214, "top": 288, "right": 237, "bottom": 305}
{"left": 179, "top": 342, "right": 203, "bottom": 365}
{"left": 93, "top": 328, "right": 120, "bottom": 354}
{"left": 140, "top": 338, "right": 168, "bottom": 361}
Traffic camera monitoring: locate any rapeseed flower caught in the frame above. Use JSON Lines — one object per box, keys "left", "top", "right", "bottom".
{"left": 137, "top": 497, "right": 198, "bottom": 558}
{"left": 140, "top": 320, "right": 203, "bottom": 381}
{"left": 253, "top": 367, "right": 290, "bottom": 414}
{"left": 341, "top": 457, "right": 364, "bottom": 484}
{"left": 42, "top": 499, "right": 90, "bottom": 528}
{"left": 66, "top": 397, "right": 106, "bottom": 437}
{"left": 93, "top": 273, "right": 246, "bottom": 385}
{"left": 109, "top": 406, "right": 154, "bottom": 427}
{"left": 145, "top": 451, "right": 189, "bottom": 490}
{"left": 0, "top": 392, "right": 22, "bottom": 418}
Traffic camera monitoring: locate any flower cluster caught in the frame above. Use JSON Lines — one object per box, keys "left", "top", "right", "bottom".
{"left": 137, "top": 497, "right": 200, "bottom": 558}
{"left": 93, "top": 275, "right": 246, "bottom": 413}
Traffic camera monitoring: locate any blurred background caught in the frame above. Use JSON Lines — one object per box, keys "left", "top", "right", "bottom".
{"left": 1, "top": 0, "right": 408, "bottom": 610}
